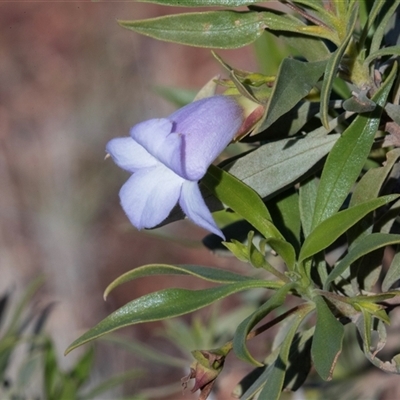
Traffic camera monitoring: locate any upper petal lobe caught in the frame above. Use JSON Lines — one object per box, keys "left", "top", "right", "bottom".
{"left": 106, "top": 137, "right": 157, "bottom": 173}
{"left": 170, "top": 96, "right": 244, "bottom": 180}
{"left": 130, "top": 118, "right": 186, "bottom": 177}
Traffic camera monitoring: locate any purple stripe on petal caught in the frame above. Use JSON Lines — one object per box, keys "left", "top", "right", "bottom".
{"left": 170, "top": 96, "right": 244, "bottom": 181}
{"left": 106, "top": 137, "right": 157, "bottom": 173}
{"left": 179, "top": 180, "right": 225, "bottom": 239}
{"left": 130, "top": 118, "right": 187, "bottom": 178}
{"left": 120, "top": 165, "right": 184, "bottom": 230}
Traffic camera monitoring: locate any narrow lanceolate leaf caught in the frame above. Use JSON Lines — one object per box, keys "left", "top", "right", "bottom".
{"left": 258, "top": 307, "right": 313, "bottom": 400}
{"left": 311, "top": 295, "right": 344, "bottom": 381}
{"left": 291, "top": 0, "right": 334, "bottom": 22}
{"left": 267, "top": 189, "right": 301, "bottom": 254}
{"left": 369, "top": 0, "right": 400, "bottom": 55}
{"left": 299, "top": 176, "right": 319, "bottom": 238}
{"left": 203, "top": 165, "right": 297, "bottom": 267}
{"left": 382, "top": 246, "right": 400, "bottom": 291}
{"left": 225, "top": 133, "right": 340, "bottom": 199}
{"left": 319, "top": 3, "right": 357, "bottom": 129}
{"left": 312, "top": 63, "right": 398, "bottom": 229}
{"left": 233, "top": 284, "right": 294, "bottom": 366}
{"left": 119, "top": 10, "right": 333, "bottom": 50}
{"left": 65, "top": 281, "right": 272, "bottom": 354}
{"left": 364, "top": 46, "right": 400, "bottom": 65}
{"left": 299, "top": 195, "right": 400, "bottom": 263}
{"left": 358, "top": 0, "right": 385, "bottom": 47}
{"left": 103, "top": 263, "right": 272, "bottom": 299}
{"left": 282, "top": 35, "right": 330, "bottom": 62}
{"left": 119, "top": 11, "right": 268, "bottom": 49}
{"left": 283, "top": 326, "right": 315, "bottom": 391}
{"left": 347, "top": 148, "right": 400, "bottom": 247}
{"left": 259, "top": 59, "right": 327, "bottom": 131}
{"left": 204, "top": 165, "right": 277, "bottom": 238}
{"left": 350, "top": 149, "right": 400, "bottom": 207}
{"left": 360, "top": 308, "right": 373, "bottom": 354}
{"left": 324, "top": 233, "right": 400, "bottom": 290}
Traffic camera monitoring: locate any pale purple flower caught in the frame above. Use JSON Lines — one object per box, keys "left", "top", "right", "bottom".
{"left": 106, "top": 95, "right": 244, "bottom": 238}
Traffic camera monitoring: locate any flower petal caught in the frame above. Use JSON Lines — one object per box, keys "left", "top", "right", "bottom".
{"left": 170, "top": 96, "right": 244, "bottom": 181}
{"left": 119, "top": 165, "right": 184, "bottom": 230}
{"left": 129, "top": 118, "right": 186, "bottom": 177}
{"left": 179, "top": 181, "right": 224, "bottom": 239}
{"left": 106, "top": 137, "right": 157, "bottom": 173}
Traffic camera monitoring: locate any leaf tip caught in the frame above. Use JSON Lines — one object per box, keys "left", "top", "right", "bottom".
{"left": 64, "top": 344, "right": 75, "bottom": 356}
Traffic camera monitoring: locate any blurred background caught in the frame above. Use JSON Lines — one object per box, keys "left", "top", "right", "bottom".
{"left": 0, "top": 1, "right": 260, "bottom": 398}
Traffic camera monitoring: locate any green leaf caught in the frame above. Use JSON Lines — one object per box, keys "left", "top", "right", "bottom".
{"left": 104, "top": 263, "right": 261, "bottom": 299}
{"left": 312, "top": 62, "right": 398, "bottom": 229}
{"left": 233, "top": 284, "right": 294, "bottom": 366}
{"left": 203, "top": 165, "right": 297, "bottom": 267}
{"left": 358, "top": 0, "right": 385, "bottom": 50}
{"left": 300, "top": 195, "right": 400, "bottom": 263}
{"left": 203, "top": 165, "right": 276, "bottom": 238}
{"left": 356, "top": 318, "right": 394, "bottom": 373}
{"left": 332, "top": 76, "right": 352, "bottom": 99}
{"left": 382, "top": 246, "right": 400, "bottom": 291}
{"left": 369, "top": 0, "right": 400, "bottom": 55}
{"left": 299, "top": 176, "right": 318, "bottom": 238}
{"left": 324, "top": 233, "right": 400, "bottom": 290}
{"left": 266, "top": 189, "right": 301, "bottom": 253}
{"left": 282, "top": 34, "right": 330, "bottom": 62}
{"left": 351, "top": 149, "right": 400, "bottom": 208}
{"left": 267, "top": 238, "right": 296, "bottom": 271}
{"left": 119, "top": 11, "right": 268, "bottom": 49}
{"left": 258, "top": 307, "right": 313, "bottom": 400}
{"left": 119, "top": 10, "right": 334, "bottom": 49}
{"left": 261, "top": 11, "right": 336, "bottom": 42}
{"left": 365, "top": 46, "right": 400, "bottom": 65}
{"left": 132, "top": 0, "right": 260, "bottom": 5}
{"left": 360, "top": 308, "right": 371, "bottom": 351}
{"left": 347, "top": 148, "right": 400, "bottom": 247}
{"left": 319, "top": 3, "right": 357, "bottom": 128}
{"left": 234, "top": 318, "right": 314, "bottom": 399}
{"left": 225, "top": 133, "right": 340, "bottom": 199}
{"left": 260, "top": 101, "right": 320, "bottom": 139}
{"left": 236, "top": 362, "right": 276, "bottom": 400}
{"left": 311, "top": 295, "right": 344, "bottom": 381}
{"left": 65, "top": 281, "right": 275, "bottom": 354}
{"left": 254, "top": 31, "right": 291, "bottom": 75}
{"left": 281, "top": 326, "right": 315, "bottom": 391}
{"left": 259, "top": 59, "right": 327, "bottom": 131}
{"left": 223, "top": 240, "right": 250, "bottom": 263}
{"left": 378, "top": 198, "right": 400, "bottom": 234}
{"left": 291, "top": 0, "right": 333, "bottom": 22}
